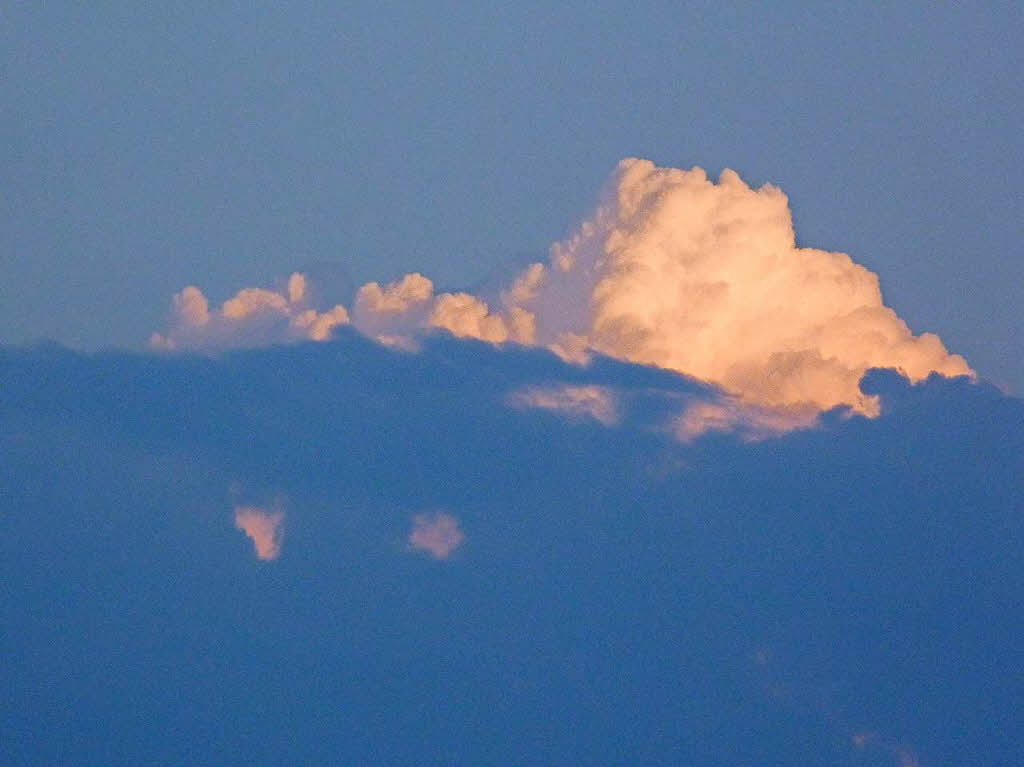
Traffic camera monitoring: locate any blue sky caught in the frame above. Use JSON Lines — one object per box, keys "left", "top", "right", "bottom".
{"left": 2, "top": 2, "right": 1021, "bottom": 390}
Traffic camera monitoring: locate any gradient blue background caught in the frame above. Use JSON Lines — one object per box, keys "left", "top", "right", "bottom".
{"left": 2, "top": 2, "right": 1021, "bottom": 389}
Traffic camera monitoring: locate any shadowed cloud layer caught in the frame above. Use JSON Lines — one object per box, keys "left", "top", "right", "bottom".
{"left": 1, "top": 333, "right": 1019, "bottom": 765}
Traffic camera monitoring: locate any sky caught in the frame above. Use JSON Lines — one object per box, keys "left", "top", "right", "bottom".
{"left": 1, "top": 2, "right": 1022, "bottom": 392}
{"left": 3, "top": 4, "right": 1024, "bottom": 766}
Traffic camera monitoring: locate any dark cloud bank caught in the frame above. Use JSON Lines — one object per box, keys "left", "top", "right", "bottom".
{"left": 2, "top": 330, "right": 1022, "bottom": 765}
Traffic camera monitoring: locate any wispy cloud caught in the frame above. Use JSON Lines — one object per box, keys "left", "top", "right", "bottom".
{"left": 408, "top": 513, "right": 464, "bottom": 560}
{"left": 506, "top": 384, "right": 619, "bottom": 426}
{"left": 673, "top": 398, "right": 820, "bottom": 442}
{"left": 234, "top": 503, "right": 286, "bottom": 561}
{"left": 851, "top": 731, "right": 921, "bottom": 767}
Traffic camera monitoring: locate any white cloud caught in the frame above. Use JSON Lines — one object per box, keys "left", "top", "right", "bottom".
{"left": 499, "top": 159, "right": 971, "bottom": 416}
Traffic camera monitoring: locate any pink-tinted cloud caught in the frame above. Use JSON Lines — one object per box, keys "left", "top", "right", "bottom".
{"left": 506, "top": 384, "right": 619, "bottom": 426}
{"left": 673, "top": 398, "right": 820, "bottom": 442}
{"left": 150, "top": 272, "right": 349, "bottom": 351}
{"left": 408, "top": 512, "right": 465, "bottom": 560}
{"left": 351, "top": 273, "right": 533, "bottom": 347}
{"left": 234, "top": 504, "right": 285, "bottom": 561}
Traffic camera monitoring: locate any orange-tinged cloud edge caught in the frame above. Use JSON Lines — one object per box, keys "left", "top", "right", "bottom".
{"left": 234, "top": 504, "right": 285, "bottom": 561}
{"left": 151, "top": 272, "right": 349, "bottom": 350}
{"left": 152, "top": 158, "right": 973, "bottom": 433}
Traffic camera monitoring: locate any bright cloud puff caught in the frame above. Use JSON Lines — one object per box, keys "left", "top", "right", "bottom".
{"left": 351, "top": 272, "right": 533, "bottom": 348}
{"left": 499, "top": 159, "right": 971, "bottom": 415}
{"left": 151, "top": 272, "right": 349, "bottom": 350}
{"left": 408, "top": 513, "right": 465, "bottom": 560}
{"left": 234, "top": 504, "right": 286, "bottom": 561}
{"left": 152, "top": 159, "right": 972, "bottom": 425}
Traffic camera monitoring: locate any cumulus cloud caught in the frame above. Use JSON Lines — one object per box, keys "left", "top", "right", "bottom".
{"left": 498, "top": 159, "right": 971, "bottom": 416}
{"left": 234, "top": 504, "right": 285, "bottom": 561}
{"left": 506, "top": 384, "right": 619, "bottom": 426}
{"left": 408, "top": 513, "right": 464, "bottom": 560}
{"left": 351, "top": 273, "right": 533, "bottom": 347}
{"left": 150, "top": 272, "right": 349, "bottom": 350}
{"left": 354, "top": 272, "right": 435, "bottom": 323}
{"left": 152, "top": 158, "right": 971, "bottom": 430}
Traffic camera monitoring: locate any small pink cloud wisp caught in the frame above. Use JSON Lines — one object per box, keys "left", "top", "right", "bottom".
{"left": 234, "top": 505, "right": 285, "bottom": 561}
{"left": 408, "top": 513, "right": 464, "bottom": 560}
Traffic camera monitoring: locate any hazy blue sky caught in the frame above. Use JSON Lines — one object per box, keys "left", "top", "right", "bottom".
{"left": 2, "top": 2, "right": 1021, "bottom": 389}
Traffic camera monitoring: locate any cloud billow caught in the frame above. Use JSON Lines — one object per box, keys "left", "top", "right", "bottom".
{"left": 151, "top": 159, "right": 971, "bottom": 433}
{"left": 151, "top": 273, "right": 350, "bottom": 350}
